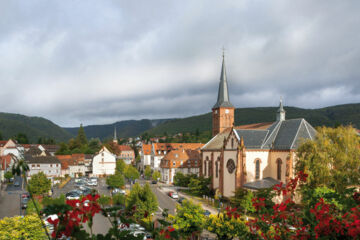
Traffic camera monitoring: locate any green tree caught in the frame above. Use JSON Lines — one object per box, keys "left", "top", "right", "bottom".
{"left": 152, "top": 170, "right": 161, "bottom": 181}
{"left": 205, "top": 213, "right": 250, "bottom": 240}
{"left": 76, "top": 124, "right": 88, "bottom": 146}
{"left": 124, "top": 165, "right": 140, "bottom": 181}
{"left": 15, "top": 133, "right": 29, "bottom": 144}
{"left": 55, "top": 142, "right": 70, "bottom": 155}
{"left": 170, "top": 199, "right": 205, "bottom": 238}
{"left": 87, "top": 138, "right": 101, "bottom": 153}
{"left": 106, "top": 173, "right": 125, "bottom": 189}
{"left": 27, "top": 172, "right": 51, "bottom": 196}
{"left": 144, "top": 166, "right": 152, "bottom": 179}
{"left": 0, "top": 215, "right": 47, "bottom": 240}
{"left": 188, "top": 176, "right": 211, "bottom": 196}
{"left": 296, "top": 125, "right": 360, "bottom": 194}
{"left": 230, "top": 188, "right": 255, "bottom": 215}
{"left": 173, "top": 172, "right": 192, "bottom": 187}
{"left": 4, "top": 171, "right": 13, "bottom": 182}
{"left": 126, "top": 183, "right": 158, "bottom": 221}
{"left": 115, "top": 159, "right": 126, "bottom": 174}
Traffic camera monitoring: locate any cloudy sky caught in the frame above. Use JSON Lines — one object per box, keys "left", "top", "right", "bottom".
{"left": 1, "top": 0, "right": 360, "bottom": 127}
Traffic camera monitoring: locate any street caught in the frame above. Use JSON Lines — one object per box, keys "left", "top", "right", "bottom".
{"left": 0, "top": 176, "right": 26, "bottom": 219}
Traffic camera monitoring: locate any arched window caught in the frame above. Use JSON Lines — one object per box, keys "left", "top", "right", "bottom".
{"left": 276, "top": 158, "right": 282, "bottom": 180}
{"left": 231, "top": 138, "right": 234, "bottom": 148}
{"left": 215, "top": 161, "right": 218, "bottom": 178}
{"left": 208, "top": 160, "right": 212, "bottom": 177}
{"left": 255, "top": 159, "right": 261, "bottom": 180}
{"left": 204, "top": 157, "right": 209, "bottom": 176}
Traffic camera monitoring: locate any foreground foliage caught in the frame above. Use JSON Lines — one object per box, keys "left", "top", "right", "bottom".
{"left": 0, "top": 215, "right": 47, "bottom": 240}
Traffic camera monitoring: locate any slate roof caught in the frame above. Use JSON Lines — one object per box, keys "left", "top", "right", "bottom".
{"left": 25, "top": 155, "right": 61, "bottom": 164}
{"left": 202, "top": 118, "right": 316, "bottom": 151}
{"left": 243, "top": 177, "right": 280, "bottom": 190}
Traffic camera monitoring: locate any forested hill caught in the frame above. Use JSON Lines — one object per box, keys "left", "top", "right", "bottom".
{"left": 65, "top": 119, "right": 170, "bottom": 140}
{"left": 0, "top": 112, "right": 72, "bottom": 143}
{"left": 145, "top": 103, "right": 360, "bottom": 136}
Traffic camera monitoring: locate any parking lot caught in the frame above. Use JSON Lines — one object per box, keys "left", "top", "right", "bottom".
{"left": 53, "top": 177, "right": 110, "bottom": 198}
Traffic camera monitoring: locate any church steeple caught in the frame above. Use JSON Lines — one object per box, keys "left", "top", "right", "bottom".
{"left": 212, "top": 51, "right": 235, "bottom": 136}
{"left": 276, "top": 97, "right": 286, "bottom": 121}
{"left": 213, "top": 51, "right": 234, "bottom": 109}
{"left": 113, "top": 126, "right": 118, "bottom": 144}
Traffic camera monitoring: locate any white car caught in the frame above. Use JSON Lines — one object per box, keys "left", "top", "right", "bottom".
{"left": 171, "top": 192, "right": 179, "bottom": 199}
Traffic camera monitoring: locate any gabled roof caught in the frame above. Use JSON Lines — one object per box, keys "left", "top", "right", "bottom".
{"left": 142, "top": 144, "right": 152, "bottom": 155}
{"left": 153, "top": 143, "right": 204, "bottom": 156}
{"left": 117, "top": 145, "right": 133, "bottom": 152}
{"left": 26, "top": 155, "right": 61, "bottom": 164}
{"left": 235, "top": 119, "right": 316, "bottom": 150}
{"left": 202, "top": 119, "right": 316, "bottom": 151}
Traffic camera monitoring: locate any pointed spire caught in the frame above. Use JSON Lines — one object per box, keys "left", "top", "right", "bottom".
{"left": 213, "top": 50, "right": 234, "bottom": 109}
{"left": 113, "top": 126, "right": 118, "bottom": 144}
{"left": 276, "top": 97, "right": 286, "bottom": 121}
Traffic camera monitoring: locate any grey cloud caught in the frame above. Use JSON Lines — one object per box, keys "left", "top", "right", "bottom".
{"left": 0, "top": 0, "right": 360, "bottom": 127}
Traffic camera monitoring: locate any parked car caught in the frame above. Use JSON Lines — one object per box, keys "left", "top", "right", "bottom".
{"left": 22, "top": 192, "right": 30, "bottom": 199}
{"left": 87, "top": 181, "right": 97, "bottom": 186}
{"left": 111, "top": 188, "right": 126, "bottom": 195}
{"left": 203, "top": 210, "right": 211, "bottom": 217}
{"left": 177, "top": 197, "right": 186, "bottom": 204}
{"left": 66, "top": 190, "right": 81, "bottom": 200}
{"left": 151, "top": 180, "right": 157, "bottom": 184}
{"left": 21, "top": 197, "right": 29, "bottom": 209}
{"left": 13, "top": 181, "right": 20, "bottom": 187}
{"left": 169, "top": 192, "right": 178, "bottom": 199}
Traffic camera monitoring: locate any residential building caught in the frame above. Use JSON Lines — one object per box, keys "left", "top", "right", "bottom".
{"left": 0, "top": 139, "right": 23, "bottom": 159}
{"left": 26, "top": 155, "right": 61, "bottom": 181}
{"left": 201, "top": 54, "right": 317, "bottom": 198}
{"left": 0, "top": 154, "right": 17, "bottom": 182}
{"left": 56, "top": 154, "right": 87, "bottom": 177}
{"left": 151, "top": 143, "right": 204, "bottom": 170}
{"left": 140, "top": 144, "right": 152, "bottom": 171}
{"left": 160, "top": 147, "right": 203, "bottom": 184}
{"left": 117, "top": 145, "right": 135, "bottom": 165}
{"left": 92, "top": 147, "right": 116, "bottom": 177}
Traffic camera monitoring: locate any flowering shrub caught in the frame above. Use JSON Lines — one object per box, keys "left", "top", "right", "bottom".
{"left": 247, "top": 171, "right": 360, "bottom": 239}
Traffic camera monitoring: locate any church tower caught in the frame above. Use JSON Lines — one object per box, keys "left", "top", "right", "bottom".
{"left": 212, "top": 52, "right": 235, "bottom": 136}
{"left": 113, "top": 126, "right": 118, "bottom": 144}
{"left": 276, "top": 98, "right": 286, "bottom": 121}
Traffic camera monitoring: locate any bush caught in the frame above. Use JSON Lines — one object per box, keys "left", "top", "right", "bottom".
{"left": 0, "top": 215, "right": 47, "bottom": 239}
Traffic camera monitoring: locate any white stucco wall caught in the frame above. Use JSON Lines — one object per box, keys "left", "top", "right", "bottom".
{"left": 92, "top": 149, "right": 116, "bottom": 176}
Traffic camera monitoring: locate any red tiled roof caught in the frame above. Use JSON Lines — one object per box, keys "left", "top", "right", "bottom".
{"left": 234, "top": 122, "right": 274, "bottom": 130}
{"left": 142, "top": 144, "right": 152, "bottom": 155}
{"left": 56, "top": 154, "right": 85, "bottom": 170}
{"left": 153, "top": 143, "right": 204, "bottom": 156}
{"left": 117, "top": 145, "right": 133, "bottom": 151}
{"left": 0, "top": 140, "right": 8, "bottom": 147}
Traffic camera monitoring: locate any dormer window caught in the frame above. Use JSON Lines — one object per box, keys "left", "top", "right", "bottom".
{"left": 175, "top": 154, "right": 178, "bottom": 158}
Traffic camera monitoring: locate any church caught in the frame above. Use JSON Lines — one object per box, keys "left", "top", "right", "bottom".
{"left": 200, "top": 55, "right": 317, "bottom": 198}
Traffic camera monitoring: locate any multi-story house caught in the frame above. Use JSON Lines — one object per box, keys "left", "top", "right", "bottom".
{"left": 56, "top": 154, "right": 87, "bottom": 177}
{"left": 117, "top": 145, "right": 135, "bottom": 165}
{"left": 151, "top": 143, "right": 204, "bottom": 171}
{"left": 160, "top": 147, "right": 203, "bottom": 184}
{"left": 92, "top": 147, "right": 116, "bottom": 177}
{"left": 140, "top": 144, "right": 152, "bottom": 171}
{"left": 26, "top": 155, "right": 61, "bottom": 181}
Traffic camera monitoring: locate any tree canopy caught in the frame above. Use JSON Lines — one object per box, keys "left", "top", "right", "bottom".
{"left": 170, "top": 199, "right": 205, "bottom": 237}
{"left": 0, "top": 215, "right": 47, "bottom": 240}
{"left": 144, "top": 166, "right": 152, "bottom": 179}
{"left": 28, "top": 172, "right": 51, "bottom": 196}
{"left": 296, "top": 125, "right": 360, "bottom": 194}
{"left": 106, "top": 172, "right": 125, "bottom": 189}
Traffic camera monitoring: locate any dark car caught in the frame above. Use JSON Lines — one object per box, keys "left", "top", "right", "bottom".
{"left": 21, "top": 198, "right": 29, "bottom": 209}
{"left": 203, "top": 210, "right": 211, "bottom": 217}
{"left": 151, "top": 180, "right": 157, "bottom": 184}
{"left": 177, "top": 197, "right": 186, "bottom": 204}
